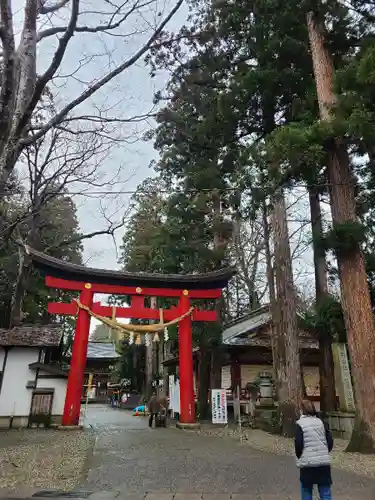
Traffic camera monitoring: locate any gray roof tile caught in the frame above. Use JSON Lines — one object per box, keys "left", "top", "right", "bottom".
{"left": 0, "top": 324, "right": 63, "bottom": 347}
{"left": 86, "top": 342, "right": 120, "bottom": 359}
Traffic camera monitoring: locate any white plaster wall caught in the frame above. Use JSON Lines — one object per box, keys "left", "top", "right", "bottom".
{"left": 37, "top": 377, "right": 67, "bottom": 415}
{"left": 0, "top": 348, "right": 5, "bottom": 369}
{"left": 0, "top": 348, "right": 39, "bottom": 416}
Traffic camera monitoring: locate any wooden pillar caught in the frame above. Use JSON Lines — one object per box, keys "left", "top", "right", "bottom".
{"left": 178, "top": 290, "right": 196, "bottom": 424}
{"left": 62, "top": 285, "right": 93, "bottom": 426}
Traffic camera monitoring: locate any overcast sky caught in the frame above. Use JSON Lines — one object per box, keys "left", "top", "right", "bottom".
{"left": 71, "top": 3, "right": 189, "bottom": 271}
{"left": 14, "top": 0, "right": 189, "bottom": 271}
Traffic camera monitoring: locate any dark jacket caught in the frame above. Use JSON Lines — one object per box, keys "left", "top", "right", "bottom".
{"left": 148, "top": 395, "right": 158, "bottom": 414}
{"left": 148, "top": 395, "right": 167, "bottom": 414}
{"left": 295, "top": 418, "right": 334, "bottom": 487}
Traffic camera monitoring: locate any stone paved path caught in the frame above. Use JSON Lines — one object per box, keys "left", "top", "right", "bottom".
{"left": 2, "top": 489, "right": 375, "bottom": 500}
{"left": 81, "top": 405, "right": 375, "bottom": 499}
{"left": 1, "top": 405, "right": 375, "bottom": 500}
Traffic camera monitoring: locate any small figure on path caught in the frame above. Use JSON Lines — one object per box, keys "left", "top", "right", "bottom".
{"left": 148, "top": 391, "right": 158, "bottom": 428}
{"left": 148, "top": 393, "right": 168, "bottom": 428}
{"left": 295, "top": 399, "right": 333, "bottom": 500}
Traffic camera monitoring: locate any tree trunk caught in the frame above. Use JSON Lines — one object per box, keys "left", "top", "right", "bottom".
{"left": 263, "top": 203, "right": 279, "bottom": 385}
{"left": 309, "top": 185, "right": 337, "bottom": 414}
{"left": 132, "top": 345, "right": 138, "bottom": 391}
{"left": 210, "top": 189, "right": 225, "bottom": 390}
{"left": 198, "top": 346, "right": 211, "bottom": 420}
{"left": 10, "top": 249, "right": 32, "bottom": 327}
{"left": 211, "top": 347, "right": 222, "bottom": 389}
{"left": 264, "top": 200, "right": 302, "bottom": 426}
{"left": 272, "top": 189, "right": 303, "bottom": 436}
{"left": 307, "top": 12, "right": 375, "bottom": 452}
{"left": 145, "top": 297, "right": 157, "bottom": 397}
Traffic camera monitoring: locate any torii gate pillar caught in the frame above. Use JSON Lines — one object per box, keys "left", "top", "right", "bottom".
{"left": 178, "top": 290, "right": 195, "bottom": 425}
{"left": 62, "top": 285, "right": 93, "bottom": 426}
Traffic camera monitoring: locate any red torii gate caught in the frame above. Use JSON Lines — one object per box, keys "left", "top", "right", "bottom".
{"left": 26, "top": 247, "right": 234, "bottom": 427}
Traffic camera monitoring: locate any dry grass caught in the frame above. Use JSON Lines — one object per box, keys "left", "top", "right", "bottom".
{"left": 0, "top": 428, "right": 95, "bottom": 493}
{"left": 194, "top": 424, "right": 375, "bottom": 479}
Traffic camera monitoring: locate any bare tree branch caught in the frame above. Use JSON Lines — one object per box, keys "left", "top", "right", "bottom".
{"left": 24, "top": 0, "right": 184, "bottom": 145}
{"left": 37, "top": 0, "right": 155, "bottom": 40}
{"left": 0, "top": 0, "right": 184, "bottom": 206}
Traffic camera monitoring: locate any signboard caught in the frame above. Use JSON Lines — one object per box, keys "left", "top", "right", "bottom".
{"left": 211, "top": 389, "right": 228, "bottom": 424}
{"left": 168, "top": 375, "right": 180, "bottom": 415}
{"left": 173, "top": 379, "right": 180, "bottom": 414}
{"left": 332, "top": 343, "right": 355, "bottom": 412}
{"left": 168, "top": 375, "right": 174, "bottom": 412}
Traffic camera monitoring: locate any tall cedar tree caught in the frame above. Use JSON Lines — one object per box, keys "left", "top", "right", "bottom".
{"left": 152, "top": 66, "right": 237, "bottom": 415}
{"left": 306, "top": 7, "right": 375, "bottom": 452}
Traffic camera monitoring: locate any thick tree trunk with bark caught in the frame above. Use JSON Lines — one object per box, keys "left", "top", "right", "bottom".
{"left": 145, "top": 296, "right": 157, "bottom": 397}
{"left": 10, "top": 249, "right": 32, "bottom": 327}
{"left": 272, "top": 189, "right": 303, "bottom": 436}
{"left": 307, "top": 12, "right": 375, "bottom": 452}
{"left": 263, "top": 203, "right": 280, "bottom": 385}
{"left": 10, "top": 217, "right": 40, "bottom": 327}
{"left": 309, "top": 185, "right": 337, "bottom": 414}
{"left": 210, "top": 189, "right": 225, "bottom": 391}
{"left": 198, "top": 346, "right": 211, "bottom": 420}
{"left": 211, "top": 347, "right": 222, "bottom": 389}
{"left": 132, "top": 345, "right": 138, "bottom": 391}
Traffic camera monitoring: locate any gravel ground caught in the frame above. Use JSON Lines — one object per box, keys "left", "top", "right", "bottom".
{"left": 192, "top": 424, "right": 375, "bottom": 479}
{"left": 0, "top": 428, "right": 95, "bottom": 492}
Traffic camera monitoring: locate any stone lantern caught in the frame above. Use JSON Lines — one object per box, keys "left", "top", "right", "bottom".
{"left": 258, "top": 372, "right": 274, "bottom": 407}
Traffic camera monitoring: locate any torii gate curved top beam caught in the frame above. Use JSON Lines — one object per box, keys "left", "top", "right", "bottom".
{"left": 24, "top": 245, "right": 235, "bottom": 290}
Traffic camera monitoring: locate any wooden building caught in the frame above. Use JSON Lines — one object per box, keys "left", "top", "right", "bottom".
{"left": 0, "top": 325, "right": 68, "bottom": 428}
{"left": 82, "top": 341, "right": 120, "bottom": 400}
{"left": 163, "top": 304, "right": 320, "bottom": 402}
{"left": 220, "top": 305, "right": 319, "bottom": 397}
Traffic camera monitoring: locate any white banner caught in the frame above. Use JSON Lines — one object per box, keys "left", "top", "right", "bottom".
{"left": 169, "top": 375, "right": 174, "bottom": 411}
{"left": 211, "top": 389, "right": 228, "bottom": 424}
{"left": 173, "top": 379, "right": 180, "bottom": 414}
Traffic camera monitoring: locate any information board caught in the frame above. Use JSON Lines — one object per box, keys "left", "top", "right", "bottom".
{"left": 211, "top": 388, "right": 228, "bottom": 424}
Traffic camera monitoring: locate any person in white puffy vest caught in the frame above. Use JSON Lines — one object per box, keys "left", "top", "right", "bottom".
{"left": 295, "top": 399, "right": 334, "bottom": 500}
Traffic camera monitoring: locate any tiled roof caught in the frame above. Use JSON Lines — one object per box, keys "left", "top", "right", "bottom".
{"left": 222, "top": 306, "right": 271, "bottom": 344}
{"left": 224, "top": 333, "right": 318, "bottom": 349}
{"left": 221, "top": 305, "right": 317, "bottom": 349}
{"left": 29, "top": 362, "right": 68, "bottom": 377}
{"left": 0, "top": 325, "right": 63, "bottom": 347}
{"left": 86, "top": 342, "right": 120, "bottom": 359}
